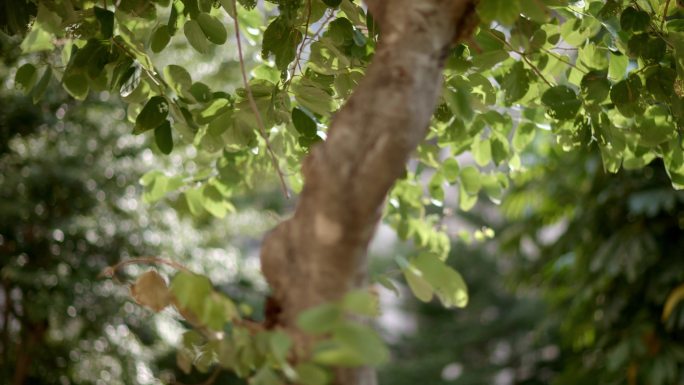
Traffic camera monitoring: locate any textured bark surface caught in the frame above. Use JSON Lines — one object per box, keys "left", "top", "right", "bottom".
{"left": 260, "top": 1, "right": 477, "bottom": 384}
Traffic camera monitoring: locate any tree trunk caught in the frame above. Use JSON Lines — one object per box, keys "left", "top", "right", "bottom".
{"left": 259, "top": 1, "right": 478, "bottom": 384}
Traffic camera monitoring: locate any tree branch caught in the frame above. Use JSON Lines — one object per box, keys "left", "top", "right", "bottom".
{"left": 259, "top": 1, "right": 478, "bottom": 383}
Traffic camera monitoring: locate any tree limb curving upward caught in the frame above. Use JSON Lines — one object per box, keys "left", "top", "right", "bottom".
{"left": 259, "top": 1, "right": 478, "bottom": 383}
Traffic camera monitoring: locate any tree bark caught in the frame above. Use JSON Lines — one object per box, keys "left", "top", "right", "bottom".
{"left": 259, "top": 1, "right": 477, "bottom": 384}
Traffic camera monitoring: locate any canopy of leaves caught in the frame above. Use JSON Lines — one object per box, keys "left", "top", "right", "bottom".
{"left": 2, "top": 0, "right": 684, "bottom": 384}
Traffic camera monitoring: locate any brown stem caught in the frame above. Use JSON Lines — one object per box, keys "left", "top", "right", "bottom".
{"left": 13, "top": 322, "right": 47, "bottom": 385}
{"left": 487, "top": 29, "right": 554, "bottom": 87}
{"left": 661, "top": 0, "right": 671, "bottom": 30}
{"left": 1, "top": 281, "right": 11, "bottom": 374}
{"left": 292, "top": 0, "right": 312, "bottom": 77}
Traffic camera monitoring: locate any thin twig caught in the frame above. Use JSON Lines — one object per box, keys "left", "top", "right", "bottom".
{"left": 662, "top": 0, "right": 671, "bottom": 30}
{"left": 111, "top": 37, "right": 171, "bottom": 93}
{"left": 541, "top": 47, "right": 587, "bottom": 74}
{"left": 99, "top": 257, "right": 192, "bottom": 278}
{"left": 291, "top": 0, "right": 312, "bottom": 77}
{"left": 232, "top": 0, "right": 290, "bottom": 198}
{"left": 522, "top": 53, "right": 554, "bottom": 87}
{"left": 487, "top": 30, "right": 554, "bottom": 87}
{"left": 310, "top": 10, "right": 336, "bottom": 43}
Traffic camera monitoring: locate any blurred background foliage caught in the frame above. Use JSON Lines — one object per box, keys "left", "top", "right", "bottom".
{"left": 381, "top": 141, "right": 684, "bottom": 385}
{"left": 1, "top": 11, "right": 684, "bottom": 385}
{"left": 0, "top": 32, "right": 276, "bottom": 385}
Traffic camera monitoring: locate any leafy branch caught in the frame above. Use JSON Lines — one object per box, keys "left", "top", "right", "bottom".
{"left": 231, "top": 0, "right": 290, "bottom": 198}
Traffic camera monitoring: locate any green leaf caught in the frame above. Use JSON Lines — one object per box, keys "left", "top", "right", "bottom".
{"left": 312, "top": 341, "right": 361, "bottom": 367}
{"left": 628, "top": 33, "right": 666, "bottom": 62}
{"left": 610, "top": 75, "right": 643, "bottom": 117}
{"left": 185, "top": 187, "right": 206, "bottom": 216}
{"left": 164, "top": 64, "right": 193, "bottom": 94}
{"left": 269, "top": 331, "right": 292, "bottom": 363}
{"left": 262, "top": 16, "right": 303, "bottom": 71}
{"left": 322, "top": 0, "right": 342, "bottom": 7}
{"left": 135, "top": 96, "right": 169, "bottom": 134}
{"left": 201, "top": 292, "right": 238, "bottom": 330}
{"left": 150, "top": 25, "right": 172, "bottom": 53}
{"left": 478, "top": 0, "right": 521, "bottom": 25}
{"left": 295, "top": 363, "right": 330, "bottom": 385}
{"left": 608, "top": 53, "right": 629, "bottom": 81}
{"left": 184, "top": 19, "right": 211, "bottom": 54}
{"left": 292, "top": 82, "right": 335, "bottom": 117}
{"left": 541, "top": 86, "right": 581, "bottom": 120}
{"left": 197, "top": 12, "right": 227, "bottom": 45}
{"left": 637, "top": 106, "right": 676, "bottom": 147}
{"left": 331, "top": 323, "right": 389, "bottom": 366}
{"left": 472, "top": 136, "right": 491, "bottom": 166}
{"left": 190, "top": 82, "right": 212, "bottom": 102}
{"left": 646, "top": 66, "right": 676, "bottom": 100}
{"left": 140, "top": 171, "right": 184, "bottom": 203}
{"left": 403, "top": 266, "right": 434, "bottom": 302}
{"left": 20, "top": 26, "right": 54, "bottom": 53}
{"left": 63, "top": 72, "right": 90, "bottom": 100}
{"left": 31, "top": 66, "right": 52, "bottom": 103}
{"left": 93, "top": 7, "right": 114, "bottom": 38}
{"left": 297, "top": 304, "right": 342, "bottom": 334}
{"left": 252, "top": 64, "right": 280, "bottom": 84}
{"left": 15, "top": 63, "right": 37, "bottom": 93}
{"left": 412, "top": 254, "right": 468, "bottom": 308}
{"left": 500, "top": 62, "right": 530, "bottom": 104}
{"left": 341, "top": 289, "right": 379, "bottom": 317}
{"left": 442, "top": 158, "right": 460, "bottom": 183}
{"left": 201, "top": 184, "right": 232, "bottom": 218}
{"left": 580, "top": 70, "right": 611, "bottom": 105}
{"left": 490, "top": 135, "right": 509, "bottom": 166}
{"left": 512, "top": 122, "right": 536, "bottom": 151}
{"left": 620, "top": 6, "right": 650, "bottom": 32}
{"left": 292, "top": 108, "right": 318, "bottom": 137}
{"left": 252, "top": 366, "right": 283, "bottom": 385}
{"left": 460, "top": 166, "right": 481, "bottom": 195}
{"left": 170, "top": 272, "right": 213, "bottom": 315}
{"left": 155, "top": 121, "right": 174, "bottom": 154}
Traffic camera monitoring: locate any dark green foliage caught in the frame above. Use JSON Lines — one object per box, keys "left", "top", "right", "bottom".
{"left": 500, "top": 146, "right": 684, "bottom": 385}
{"left": 261, "top": 16, "right": 302, "bottom": 71}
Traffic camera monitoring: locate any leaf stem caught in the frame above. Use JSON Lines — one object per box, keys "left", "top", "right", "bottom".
{"left": 291, "top": 0, "right": 312, "bottom": 77}
{"left": 662, "top": 0, "right": 671, "bottom": 30}
{"left": 487, "top": 30, "right": 554, "bottom": 87}
{"left": 541, "top": 47, "right": 587, "bottom": 74}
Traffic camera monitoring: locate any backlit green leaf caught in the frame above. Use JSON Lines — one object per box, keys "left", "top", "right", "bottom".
{"left": 297, "top": 304, "right": 342, "bottom": 334}
{"left": 197, "top": 12, "right": 227, "bottom": 45}
{"left": 170, "top": 272, "right": 213, "bottom": 315}
{"left": 184, "top": 19, "right": 211, "bottom": 54}
{"left": 63, "top": 73, "right": 90, "bottom": 100}
{"left": 150, "top": 25, "right": 172, "bottom": 53}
